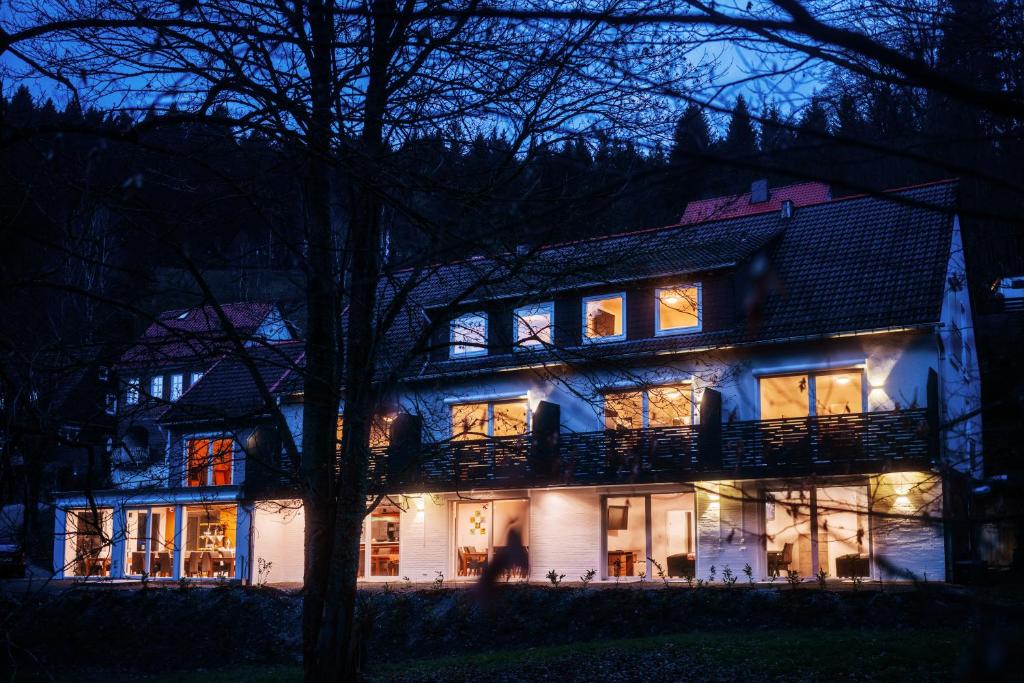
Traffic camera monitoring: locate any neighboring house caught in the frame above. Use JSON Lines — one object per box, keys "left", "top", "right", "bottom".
{"left": 52, "top": 179, "right": 983, "bottom": 585}
{"left": 51, "top": 302, "right": 295, "bottom": 579}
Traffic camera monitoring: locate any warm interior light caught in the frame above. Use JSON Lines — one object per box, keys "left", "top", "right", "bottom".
{"left": 664, "top": 295, "right": 680, "bottom": 305}
{"left": 835, "top": 375, "right": 851, "bottom": 385}
{"left": 664, "top": 390, "right": 681, "bottom": 399}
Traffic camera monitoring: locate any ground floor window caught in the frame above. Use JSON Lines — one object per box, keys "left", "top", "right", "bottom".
{"left": 125, "top": 506, "right": 177, "bottom": 577}
{"left": 765, "top": 484, "right": 868, "bottom": 579}
{"left": 358, "top": 501, "right": 401, "bottom": 578}
{"left": 454, "top": 499, "right": 529, "bottom": 578}
{"left": 605, "top": 492, "right": 695, "bottom": 579}
{"left": 65, "top": 508, "right": 113, "bottom": 577}
{"left": 183, "top": 504, "right": 237, "bottom": 578}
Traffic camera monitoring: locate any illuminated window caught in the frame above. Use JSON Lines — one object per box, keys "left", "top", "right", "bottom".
{"left": 186, "top": 437, "right": 233, "bottom": 487}
{"left": 759, "top": 372, "right": 864, "bottom": 419}
{"left": 604, "top": 385, "right": 693, "bottom": 430}
{"left": 125, "top": 378, "right": 140, "bottom": 406}
{"left": 655, "top": 285, "right": 701, "bottom": 334}
{"left": 450, "top": 313, "right": 488, "bottom": 357}
{"left": 150, "top": 376, "right": 164, "bottom": 400}
{"left": 183, "top": 504, "right": 237, "bottom": 579}
{"left": 170, "top": 374, "right": 184, "bottom": 401}
{"left": 451, "top": 400, "right": 528, "bottom": 440}
{"left": 583, "top": 294, "right": 625, "bottom": 342}
{"left": 336, "top": 414, "right": 392, "bottom": 450}
{"left": 513, "top": 303, "right": 553, "bottom": 349}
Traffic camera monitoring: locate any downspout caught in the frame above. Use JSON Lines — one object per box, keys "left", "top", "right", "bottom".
{"left": 935, "top": 325, "right": 956, "bottom": 582}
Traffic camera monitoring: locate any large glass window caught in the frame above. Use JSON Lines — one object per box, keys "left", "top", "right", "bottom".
{"left": 150, "top": 376, "right": 164, "bottom": 400}
{"left": 454, "top": 499, "right": 529, "bottom": 578}
{"left": 64, "top": 508, "right": 113, "bottom": 577}
{"left": 336, "top": 414, "right": 392, "bottom": 450}
{"left": 450, "top": 312, "right": 488, "bottom": 357}
{"left": 759, "top": 371, "right": 864, "bottom": 420}
{"left": 183, "top": 505, "right": 237, "bottom": 579}
{"left": 765, "top": 489, "right": 812, "bottom": 576}
{"left": 655, "top": 285, "right": 701, "bottom": 334}
{"left": 125, "top": 506, "right": 177, "bottom": 577}
{"left": 451, "top": 400, "right": 528, "bottom": 440}
{"left": 125, "top": 378, "right": 140, "bottom": 406}
{"left": 605, "top": 496, "right": 647, "bottom": 577}
{"left": 583, "top": 294, "right": 625, "bottom": 342}
{"left": 368, "top": 502, "right": 401, "bottom": 577}
{"left": 604, "top": 493, "right": 696, "bottom": 580}
{"left": 186, "top": 437, "right": 233, "bottom": 487}
{"left": 604, "top": 385, "right": 693, "bottom": 430}
{"left": 170, "top": 374, "right": 184, "bottom": 401}
{"left": 513, "top": 303, "right": 554, "bottom": 349}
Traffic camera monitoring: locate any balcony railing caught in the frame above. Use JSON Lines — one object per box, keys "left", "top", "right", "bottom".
{"left": 369, "top": 409, "right": 932, "bottom": 492}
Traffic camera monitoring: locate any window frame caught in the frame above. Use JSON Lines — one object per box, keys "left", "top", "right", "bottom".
{"left": 450, "top": 398, "right": 531, "bottom": 440}
{"left": 170, "top": 373, "right": 184, "bottom": 401}
{"left": 125, "top": 377, "right": 140, "bottom": 406}
{"left": 602, "top": 383, "right": 695, "bottom": 429}
{"left": 654, "top": 283, "right": 702, "bottom": 336}
{"left": 581, "top": 292, "right": 627, "bottom": 344}
{"left": 757, "top": 369, "right": 867, "bottom": 419}
{"left": 184, "top": 435, "right": 235, "bottom": 487}
{"left": 150, "top": 375, "right": 164, "bottom": 400}
{"left": 449, "top": 312, "right": 489, "bottom": 358}
{"left": 512, "top": 302, "right": 554, "bottom": 350}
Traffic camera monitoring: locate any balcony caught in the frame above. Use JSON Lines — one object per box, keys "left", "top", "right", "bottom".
{"left": 370, "top": 409, "right": 934, "bottom": 493}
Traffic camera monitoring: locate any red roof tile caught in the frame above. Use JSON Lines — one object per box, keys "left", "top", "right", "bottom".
{"left": 680, "top": 182, "right": 831, "bottom": 224}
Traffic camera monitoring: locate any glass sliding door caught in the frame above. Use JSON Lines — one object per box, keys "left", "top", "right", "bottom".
{"left": 765, "top": 489, "right": 813, "bottom": 577}
{"left": 125, "top": 506, "right": 177, "bottom": 578}
{"left": 65, "top": 508, "right": 114, "bottom": 577}
{"left": 454, "top": 499, "right": 529, "bottom": 578}
{"left": 368, "top": 502, "right": 400, "bottom": 577}
{"left": 650, "top": 493, "right": 696, "bottom": 578}
{"left": 183, "top": 504, "right": 237, "bottom": 578}
{"left": 816, "top": 485, "right": 869, "bottom": 579}
{"left": 605, "top": 496, "right": 646, "bottom": 577}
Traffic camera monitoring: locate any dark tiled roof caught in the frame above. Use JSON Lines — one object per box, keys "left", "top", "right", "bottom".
{"left": 680, "top": 181, "right": 831, "bottom": 224}
{"left": 119, "top": 302, "right": 277, "bottom": 368}
{"left": 390, "top": 180, "right": 957, "bottom": 378}
{"left": 158, "top": 341, "right": 304, "bottom": 425}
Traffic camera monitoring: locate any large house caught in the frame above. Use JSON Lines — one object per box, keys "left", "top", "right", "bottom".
{"left": 52, "top": 179, "right": 982, "bottom": 585}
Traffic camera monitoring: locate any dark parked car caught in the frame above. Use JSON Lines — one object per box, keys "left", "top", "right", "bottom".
{"left": 0, "top": 543, "right": 27, "bottom": 579}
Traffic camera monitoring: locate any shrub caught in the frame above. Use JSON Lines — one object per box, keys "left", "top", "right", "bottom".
{"left": 579, "top": 568, "right": 597, "bottom": 588}
{"left": 816, "top": 567, "right": 828, "bottom": 589}
{"left": 432, "top": 571, "right": 445, "bottom": 590}
{"left": 707, "top": 564, "right": 717, "bottom": 583}
{"left": 786, "top": 570, "right": 801, "bottom": 589}
{"left": 722, "top": 566, "right": 737, "bottom": 588}
{"left": 743, "top": 563, "right": 754, "bottom": 585}
{"left": 546, "top": 569, "right": 565, "bottom": 587}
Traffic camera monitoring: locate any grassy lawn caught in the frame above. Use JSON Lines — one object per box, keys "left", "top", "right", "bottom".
{"left": 370, "top": 628, "right": 976, "bottom": 682}
{"left": 72, "top": 627, "right": 1006, "bottom": 682}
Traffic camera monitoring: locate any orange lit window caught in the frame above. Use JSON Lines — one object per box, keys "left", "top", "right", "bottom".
{"left": 186, "top": 437, "right": 233, "bottom": 487}
{"left": 336, "top": 414, "right": 392, "bottom": 450}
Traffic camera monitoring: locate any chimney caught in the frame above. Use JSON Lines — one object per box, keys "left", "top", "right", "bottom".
{"left": 780, "top": 199, "right": 794, "bottom": 219}
{"left": 750, "top": 179, "right": 769, "bottom": 204}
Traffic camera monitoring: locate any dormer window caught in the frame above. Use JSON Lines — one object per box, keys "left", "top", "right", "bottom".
{"left": 125, "top": 377, "right": 140, "bottom": 406}
{"left": 150, "top": 376, "right": 164, "bottom": 400}
{"left": 655, "top": 285, "right": 701, "bottom": 335}
{"left": 583, "top": 293, "right": 625, "bottom": 342}
{"left": 514, "top": 303, "right": 553, "bottom": 349}
{"left": 450, "top": 313, "right": 488, "bottom": 358}
{"left": 170, "top": 374, "right": 184, "bottom": 401}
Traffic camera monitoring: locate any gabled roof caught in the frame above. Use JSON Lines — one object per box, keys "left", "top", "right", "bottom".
{"left": 390, "top": 180, "right": 957, "bottom": 378}
{"left": 680, "top": 181, "right": 831, "bottom": 224}
{"left": 158, "top": 341, "right": 304, "bottom": 425}
{"left": 119, "top": 302, "right": 284, "bottom": 368}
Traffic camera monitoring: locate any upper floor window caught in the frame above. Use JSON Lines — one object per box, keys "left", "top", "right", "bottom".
{"left": 655, "top": 285, "right": 701, "bottom": 335}
{"left": 336, "top": 414, "right": 391, "bottom": 450}
{"left": 186, "top": 437, "right": 233, "bottom": 487}
{"left": 759, "top": 371, "right": 863, "bottom": 420}
{"left": 604, "top": 385, "right": 693, "bottom": 430}
{"left": 190, "top": 370, "right": 204, "bottom": 386}
{"left": 514, "top": 303, "right": 553, "bottom": 349}
{"left": 170, "top": 374, "right": 184, "bottom": 401}
{"left": 450, "top": 313, "right": 488, "bottom": 358}
{"left": 451, "top": 399, "right": 528, "bottom": 441}
{"left": 125, "top": 378, "right": 140, "bottom": 406}
{"left": 150, "top": 376, "right": 164, "bottom": 401}
{"left": 583, "top": 293, "right": 625, "bottom": 343}
{"left": 104, "top": 393, "right": 117, "bottom": 415}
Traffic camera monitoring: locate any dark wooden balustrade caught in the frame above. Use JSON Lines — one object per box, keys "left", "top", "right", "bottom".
{"left": 370, "top": 408, "right": 932, "bottom": 493}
